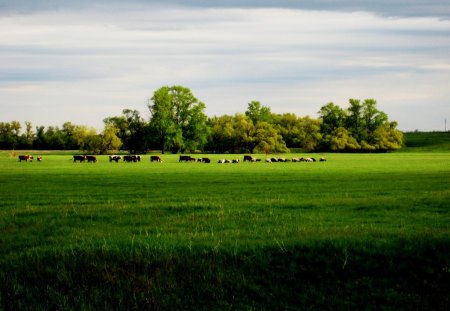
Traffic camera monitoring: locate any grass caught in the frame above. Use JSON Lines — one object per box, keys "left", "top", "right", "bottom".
{"left": 402, "top": 131, "right": 450, "bottom": 152}
{"left": 0, "top": 151, "right": 449, "bottom": 310}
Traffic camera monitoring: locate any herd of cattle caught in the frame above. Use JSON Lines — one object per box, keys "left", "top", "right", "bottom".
{"left": 18, "top": 154, "right": 326, "bottom": 163}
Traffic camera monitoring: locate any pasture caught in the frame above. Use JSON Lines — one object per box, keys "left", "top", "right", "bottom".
{"left": 0, "top": 151, "right": 449, "bottom": 310}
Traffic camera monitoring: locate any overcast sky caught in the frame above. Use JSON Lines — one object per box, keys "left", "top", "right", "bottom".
{"left": 1, "top": 0, "right": 449, "bottom": 132}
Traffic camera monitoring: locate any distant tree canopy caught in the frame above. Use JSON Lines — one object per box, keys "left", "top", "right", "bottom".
{"left": 0, "top": 86, "right": 403, "bottom": 153}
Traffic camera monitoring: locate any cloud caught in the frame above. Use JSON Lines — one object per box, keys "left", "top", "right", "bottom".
{"left": 0, "top": 4, "right": 449, "bottom": 131}
{"left": 1, "top": 0, "right": 450, "bottom": 18}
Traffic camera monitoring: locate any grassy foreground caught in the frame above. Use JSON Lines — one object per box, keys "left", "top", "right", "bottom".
{"left": 0, "top": 151, "right": 449, "bottom": 310}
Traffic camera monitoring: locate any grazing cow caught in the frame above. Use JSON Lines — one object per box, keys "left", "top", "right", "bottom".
{"left": 265, "top": 158, "right": 272, "bottom": 163}
{"left": 243, "top": 155, "right": 254, "bottom": 162}
{"left": 109, "top": 155, "right": 121, "bottom": 162}
{"left": 270, "top": 157, "right": 278, "bottom": 163}
{"left": 218, "top": 159, "right": 226, "bottom": 164}
{"left": 86, "top": 155, "right": 97, "bottom": 163}
{"left": 18, "top": 155, "right": 33, "bottom": 162}
{"left": 292, "top": 157, "right": 300, "bottom": 162}
{"left": 150, "top": 155, "right": 163, "bottom": 162}
{"left": 73, "top": 155, "right": 86, "bottom": 163}
{"left": 37, "top": 156, "right": 42, "bottom": 162}
{"left": 179, "top": 155, "right": 192, "bottom": 162}
{"left": 123, "top": 155, "right": 139, "bottom": 162}
{"left": 232, "top": 159, "right": 240, "bottom": 163}
{"left": 320, "top": 157, "right": 327, "bottom": 162}
{"left": 202, "top": 157, "right": 211, "bottom": 163}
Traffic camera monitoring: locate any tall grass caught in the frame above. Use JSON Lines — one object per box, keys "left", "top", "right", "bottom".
{"left": 0, "top": 152, "right": 449, "bottom": 310}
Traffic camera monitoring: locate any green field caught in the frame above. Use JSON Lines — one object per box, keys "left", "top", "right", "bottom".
{"left": 1, "top": 150, "right": 449, "bottom": 310}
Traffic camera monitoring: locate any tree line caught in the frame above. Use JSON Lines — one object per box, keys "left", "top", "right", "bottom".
{"left": 0, "top": 85, "right": 403, "bottom": 153}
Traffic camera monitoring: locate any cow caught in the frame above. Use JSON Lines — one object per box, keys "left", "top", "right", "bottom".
{"left": 243, "top": 155, "right": 254, "bottom": 162}
{"left": 218, "top": 159, "right": 226, "bottom": 164}
{"left": 265, "top": 158, "right": 272, "bottom": 163}
{"left": 202, "top": 157, "right": 211, "bottom": 163}
{"left": 150, "top": 155, "right": 163, "bottom": 162}
{"left": 73, "top": 155, "right": 86, "bottom": 163}
{"left": 37, "top": 156, "right": 42, "bottom": 162}
{"left": 232, "top": 159, "right": 240, "bottom": 163}
{"left": 320, "top": 157, "right": 327, "bottom": 162}
{"left": 109, "top": 155, "right": 121, "bottom": 162}
{"left": 86, "top": 155, "right": 97, "bottom": 163}
{"left": 123, "top": 155, "right": 139, "bottom": 162}
{"left": 301, "top": 157, "right": 314, "bottom": 162}
{"left": 179, "top": 155, "right": 192, "bottom": 162}
{"left": 18, "top": 155, "right": 33, "bottom": 162}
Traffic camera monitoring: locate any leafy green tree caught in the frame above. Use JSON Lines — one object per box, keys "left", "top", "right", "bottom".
{"left": 148, "top": 86, "right": 208, "bottom": 153}
{"left": 253, "top": 121, "right": 288, "bottom": 153}
{"left": 245, "top": 101, "right": 272, "bottom": 124}
{"left": 372, "top": 121, "right": 403, "bottom": 151}
{"left": 22, "top": 121, "right": 35, "bottom": 148}
{"left": 72, "top": 125, "right": 97, "bottom": 151}
{"left": 276, "top": 114, "right": 322, "bottom": 151}
{"left": 322, "top": 127, "right": 360, "bottom": 152}
{"left": 361, "top": 99, "right": 388, "bottom": 146}
{"left": 62, "top": 122, "right": 78, "bottom": 149}
{"left": 0, "top": 122, "right": 16, "bottom": 149}
{"left": 104, "top": 109, "right": 147, "bottom": 153}
{"left": 318, "top": 102, "right": 347, "bottom": 135}
{"left": 346, "top": 99, "right": 363, "bottom": 141}
{"left": 206, "top": 115, "right": 237, "bottom": 153}
{"left": 99, "top": 124, "right": 123, "bottom": 154}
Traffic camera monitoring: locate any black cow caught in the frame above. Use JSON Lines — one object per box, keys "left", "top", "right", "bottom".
{"left": 109, "top": 155, "right": 121, "bottom": 162}
{"left": 123, "top": 155, "right": 141, "bottom": 162}
{"left": 18, "top": 155, "right": 33, "bottom": 162}
{"left": 243, "top": 155, "right": 254, "bottom": 162}
{"left": 202, "top": 157, "right": 211, "bottom": 163}
{"left": 151, "top": 155, "right": 163, "bottom": 162}
{"left": 73, "top": 155, "right": 86, "bottom": 163}
{"left": 179, "top": 155, "right": 193, "bottom": 162}
{"left": 86, "top": 155, "right": 97, "bottom": 163}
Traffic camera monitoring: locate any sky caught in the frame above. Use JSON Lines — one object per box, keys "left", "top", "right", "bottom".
{"left": 1, "top": 0, "right": 449, "bottom": 132}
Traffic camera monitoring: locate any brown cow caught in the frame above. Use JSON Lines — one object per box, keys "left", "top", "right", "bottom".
{"left": 37, "top": 156, "right": 42, "bottom": 162}
{"left": 18, "top": 155, "right": 33, "bottom": 162}
{"left": 150, "top": 155, "right": 163, "bottom": 162}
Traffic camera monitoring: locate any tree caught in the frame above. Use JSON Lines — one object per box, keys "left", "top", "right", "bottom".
{"left": 148, "top": 86, "right": 208, "bottom": 153}
{"left": 361, "top": 99, "right": 388, "bottom": 145}
{"left": 104, "top": 109, "right": 147, "bottom": 153}
{"left": 276, "top": 114, "right": 322, "bottom": 151}
{"left": 99, "top": 124, "right": 123, "bottom": 154}
{"left": 318, "top": 102, "right": 346, "bottom": 135}
{"left": 346, "top": 99, "right": 363, "bottom": 141}
{"left": 245, "top": 101, "right": 272, "bottom": 124}
{"left": 72, "top": 125, "right": 97, "bottom": 151}
{"left": 62, "top": 122, "right": 78, "bottom": 149}
{"left": 23, "top": 121, "right": 35, "bottom": 148}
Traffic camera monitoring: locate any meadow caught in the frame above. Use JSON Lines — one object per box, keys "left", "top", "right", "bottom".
{"left": 0, "top": 150, "right": 449, "bottom": 310}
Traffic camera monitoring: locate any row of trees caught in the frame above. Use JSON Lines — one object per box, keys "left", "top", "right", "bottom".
{"left": 1, "top": 86, "right": 403, "bottom": 153}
